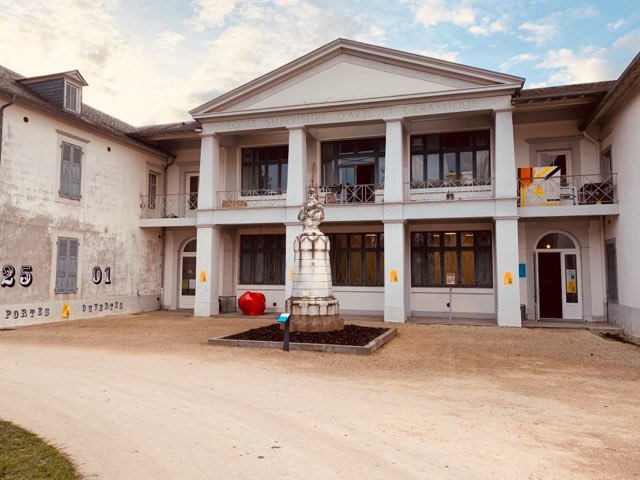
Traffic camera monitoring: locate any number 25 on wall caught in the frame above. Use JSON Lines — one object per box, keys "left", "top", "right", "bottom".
{"left": 92, "top": 266, "right": 112, "bottom": 285}
{"left": 1, "top": 265, "right": 33, "bottom": 288}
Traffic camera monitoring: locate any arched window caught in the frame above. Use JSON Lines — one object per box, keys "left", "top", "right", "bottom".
{"left": 536, "top": 233, "right": 575, "bottom": 250}
{"left": 183, "top": 239, "right": 197, "bottom": 252}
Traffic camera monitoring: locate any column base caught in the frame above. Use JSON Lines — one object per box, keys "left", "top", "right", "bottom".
{"left": 384, "top": 307, "right": 406, "bottom": 323}
{"left": 497, "top": 308, "right": 521, "bottom": 327}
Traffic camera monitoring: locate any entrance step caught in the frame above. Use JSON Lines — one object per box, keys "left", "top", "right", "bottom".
{"left": 523, "top": 319, "right": 624, "bottom": 334}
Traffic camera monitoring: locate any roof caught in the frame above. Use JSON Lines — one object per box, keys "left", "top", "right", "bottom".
{"left": 513, "top": 81, "right": 615, "bottom": 104}
{"left": 586, "top": 51, "right": 640, "bottom": 127}
{"left": 0, "top": 65, "right": 168, "bottom": 158}
{"left": 129, "top": 121, "right": 202, "bottom": 138}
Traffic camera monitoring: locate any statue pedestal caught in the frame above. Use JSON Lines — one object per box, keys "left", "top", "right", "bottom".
{"left": 285, "top": 227, "right": 343, "bottom": 332}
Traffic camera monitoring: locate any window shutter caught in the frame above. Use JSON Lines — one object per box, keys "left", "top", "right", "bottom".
{"left": 55, "top": 238, "right": 69, "bottom": 292}
{"left": 70, "top": 145, "right": 82, "bottom": 199}
{"left": 60, "top": 142, "right": 72, "bottom": 197}
{"left": 67, "top": 238, "right": 79, "bottom": 292}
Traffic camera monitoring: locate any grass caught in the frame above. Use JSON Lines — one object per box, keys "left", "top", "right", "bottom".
{"left": 0, "top": 419, "right": 80, "bottom": 479}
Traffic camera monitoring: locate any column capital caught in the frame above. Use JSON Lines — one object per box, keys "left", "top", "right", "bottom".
{"left": 286, "top": 125, "right": 307, "bottom": 132}
{"left": 384, "top": 117, "right": 405, "bottom": 125}
{"left": 200, "top": 131, "right": 219, "bottom": 139}
{"left": 493, "top": 107, "right": 515, "bottom": 115}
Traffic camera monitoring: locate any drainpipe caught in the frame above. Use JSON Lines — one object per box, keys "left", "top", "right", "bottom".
{"left": 0, "top": 95, "right": 17, "bottom": 165}
{"left": 159, "top": 153, "right": 176, "bottom": 309}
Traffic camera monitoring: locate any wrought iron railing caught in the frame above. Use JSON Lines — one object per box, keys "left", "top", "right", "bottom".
{"left": 405, "top": 177, "right": 494, "bottom": 202}
{"left": 139, "top": 193, "right": 198, "bottom": 218}
{"left": 317, "top": 183, "right": 384, "bottom": 205}
{"left": 517, "top": 173, "right": 616, "bottom": 207}
{"left": 217, "top": 189, "right": 287, "bottom": 208}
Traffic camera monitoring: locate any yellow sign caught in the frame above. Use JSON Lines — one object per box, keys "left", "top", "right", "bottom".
{"left": 503, "top": 271, "right": 514, "bottom": 285}
{"left": 389, "top": 269, "right": 399, "bottom": 282}
{"left": 567, "top": 280, "right": 577, "bottom": 293}
{"left": 61, "top": 304, "right": 70, "bottom": 318}
{"left": 290, "top": 268, "right": 294, "bottom": 281}
{"left": 199, "top": 271, "right": 207, "bottom": 282}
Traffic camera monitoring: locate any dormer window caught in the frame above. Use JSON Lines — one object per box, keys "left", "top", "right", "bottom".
{"left": 64, "top": 82, "right": 81, "bottom": 113}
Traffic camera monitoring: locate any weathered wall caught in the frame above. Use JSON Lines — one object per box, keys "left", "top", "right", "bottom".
{"left": 0, "top": 97, "right": 165, "bottom": 327}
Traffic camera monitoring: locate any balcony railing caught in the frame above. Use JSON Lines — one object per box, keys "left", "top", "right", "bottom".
{"left": 517, "top": 173, "right": 616, "bottom": 207}
{"left": 140, "top": 193, "right": 198, "bottom": 219}
{"left": 317, "top": 183, "right": 384, "bottom": 205}
{"left": 405, "top": 178, "right": 494, "bottom": 202}
{"left": 217, "top": 189, "right": 287, "bottom": 209}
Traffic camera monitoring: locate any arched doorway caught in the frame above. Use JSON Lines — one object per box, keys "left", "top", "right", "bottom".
{"left": 535, "top": 232, "right": 582, "bottom": 320}
{"left": 179, "top": 239, "right": 197, "bottom": 309}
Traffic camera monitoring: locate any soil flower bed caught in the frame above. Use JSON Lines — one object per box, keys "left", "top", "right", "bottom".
{"left": 224, "top": 323, "right": 390, "bottom": 346}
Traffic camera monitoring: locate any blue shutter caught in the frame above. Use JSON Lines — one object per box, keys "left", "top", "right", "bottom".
{"left": 67, "top": 238, "right": 78, "bottom": 292}
{"left": 60, "top": 142, "right": 82, "bottom": 199}
{"left": 55, "top": 238, "right": 68, "bottom": 292}
{"left": 60, "top": 143, "right": 72, "bottom": 197}
{"left": 70, "top": 145, "right": 82, "bottom": 199}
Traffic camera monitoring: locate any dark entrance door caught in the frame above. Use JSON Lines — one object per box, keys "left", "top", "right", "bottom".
{"left": 538, "top": 252, "right": 562, "bottom": 318}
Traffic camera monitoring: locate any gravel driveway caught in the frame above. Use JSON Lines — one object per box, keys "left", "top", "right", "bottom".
{"left": 0, "top": 314, "right": 639, "bottom": 479}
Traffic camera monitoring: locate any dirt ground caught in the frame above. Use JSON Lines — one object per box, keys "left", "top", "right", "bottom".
{"left": 0, "top": 313, "right": 639, "bottom": 479}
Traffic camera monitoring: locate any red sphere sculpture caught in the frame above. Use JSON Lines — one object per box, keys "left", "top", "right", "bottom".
{"left": 238, "top": 291, "right": 266, "bottom": 316}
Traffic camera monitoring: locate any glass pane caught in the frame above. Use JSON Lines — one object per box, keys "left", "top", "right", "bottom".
{"left": 335, "top": 234, "right": 347, "bottom": 248}
{"left": 254, "top": 236, "right": 264, "bottom": 250}
{"left": 377, "top": 157, "right": 385, "bottom": 184}
{"left": 267, "top": 164, "right": 279, "bottom": 190}
{"left": 461, "top": 232, "right": 474, "bottom": 247}
{"left": 335, "top": 251, "right": 347, "bottom": 284}
{"left": 350, "top": 252, "right": 362, "bottom": 285}
{"left": 190, "top": 176, "right": 199, "bottom": 193}
{"left": 476, "top": 150, "right": 490, "bottom": 179}
{"left": 364, "top": 252, "right": 377, "bottom": 285}
{"left": 477, "top": 251, "right": 492, "bottom": 287}
{"left": 265, "top": 235, "right": 278, "bottom": 250}
{"left": 477, "top": 231, "right": 492, "bottom": 247}
{"left": 444, "top": 232, "right": 457, "bottom": 247}
{"left": 461, "top": 251, "right": 475, "bottom": 286}
{"left": 181, "top": 257, "right": 196, "bottom": 295}
{"left": 350, "top": 234, "right": 361, "bottom": 248}
{"left": 444, "top": 251, "right": 457, "bottom": 284}
{"left": 411, "top": 136, "right": 424, "bottom": 152}
{"left": 412, "top": 251, "right": 425, "bottom": 286}
{"left": 427, "top": 154, "right": 440, "bottom": 181}
{"left": 184, "top": 239, "right": 197, "bottom": 252}
{"left": 428, "top": 251, "right": 441, "bottom": 285}
{"left": 426, "top": 135, "right": 439, "bottom": 150}
{"left": 460, "top": 151, "right": 473, "bottom": 181}
{"left": 412, "top": 232, "right": 424, "bottom": 248}
{"left": 536, "top": 233, "right": 575, "bottom": 249}
{"left": 280, "top": 164, "right": 288, "bottom": 190}
{"left": 266, "top": 252, "right": 277, "bottom": 284}
{"left": 411, "top": 155, "right": 424, "bottom": 182}
{"left": 364, "top": 234, "right": 377, "bottom": 248}
{"left": 241, "top": 236, "right": 252, "bottom": 249}
{"left": 428, "top": 232, "right": 440, "bottom": 247}
{"left": 254, "top": 252, "right": 265, "bottom": 283}
{"left": 565, "top": 254, "right": 578, "bottom": 303}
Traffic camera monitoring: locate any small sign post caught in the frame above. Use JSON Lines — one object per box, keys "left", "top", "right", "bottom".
{"left": 446, "top": 273, "right": 456, "bottom": 322}
{"left": 277, "top": 313, "right": 291, "bottom": 352}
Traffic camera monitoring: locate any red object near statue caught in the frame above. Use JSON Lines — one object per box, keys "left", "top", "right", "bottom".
{"left": 238, "top": 291, "right": 266, "bottom": 316}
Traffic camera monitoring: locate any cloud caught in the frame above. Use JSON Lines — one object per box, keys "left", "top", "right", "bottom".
{"left": 613, "top": 28, "right": 640, "bottom": 51}
{"left": 519, "top": 6, "right": 599, "bottom": 46}
{"left": 413, "top": 48, "right": 459, "bottom": 63}
{"left": 468, "top": 14, "right": 509, "bottom": 36}
{"left": 158, "top": 31, "right": 186, "bottom": 52}
{"left": 189, "top": 0, "right": 237, "bottom": 31}
{"left": 404, "top": 0, "right": 475, "bottom": 28}
{"left": 607, "top": 19, "right": 627, "bottom": 30}
{"left": 500, "top": 52, "right": 537, "bottom": 71}
{"left": 535, "top": 47, "right": 617, "bottom": 85}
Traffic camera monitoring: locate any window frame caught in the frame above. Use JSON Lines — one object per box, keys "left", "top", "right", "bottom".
{"left": 55, "top": 237, "right": 79, "bottom": 294}
{"left": 328, "top": 232, "right": 384, "bottom": 287}
{"left": 411, "top": 230, "right": 493, "bottom": 288}
{"left": 410, "top": 131, "right": 491, "bottom": 185}
{"left": 64, "top": 81, "right": 81, "bottom": 113}
{"left": 321, "top": 137, "right": 386, "bottom": 186}
{"left": 59, "top": 141, "right": 83, "bottom": 200}
{"left": 241, "top": 145, "right": 288, "bottom": 194}
{"left": 239, "top": 234, "right": 286, "bottom": 285}
{"left": 147, "top": 171, "right": 159, "bottom": 210}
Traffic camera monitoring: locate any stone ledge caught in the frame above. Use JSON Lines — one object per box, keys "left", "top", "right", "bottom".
{"left": 208, "top": 327, "right": 397, "bottom": 355}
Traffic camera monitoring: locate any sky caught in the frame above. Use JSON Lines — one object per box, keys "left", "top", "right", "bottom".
{"left": 0, "top": 0, "right": 638, "bottom": 126}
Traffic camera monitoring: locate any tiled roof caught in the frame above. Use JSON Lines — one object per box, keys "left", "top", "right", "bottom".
{"left": 0, "top": 65, "right": 167, "bottom": 157}
{"left": 513, "top": 81, "right": 615, "bottom": 103}
{"left": 129, "top": 121, "right": 202, "bottom": 137}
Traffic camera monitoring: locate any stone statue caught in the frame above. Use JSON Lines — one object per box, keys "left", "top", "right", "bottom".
{"left": 297, "top": 187, "right": 324, "bottom": 229}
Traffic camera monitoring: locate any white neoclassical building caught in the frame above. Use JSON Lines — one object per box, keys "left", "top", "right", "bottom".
{"left": 2, "top": 39, "right": 639, "bottom": 336}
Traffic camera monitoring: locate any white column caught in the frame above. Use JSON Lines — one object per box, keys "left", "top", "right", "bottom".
{"left": 287, "top": 127, "right": 308, "bottom": 206}
{"left": 384, "top": 119, "right": 404, "bottom": 203}
{"left": 162, "top": 230, "right": 177, "bottom": 310}
{"left": 198, "top": 134, "right": 220, "bottom": 210}
{"left": 284, "top": 223, "right": 303, "bottom": 300}
{"left": 494, "top": 108, "right": 517, "bottom": 199}
{"left": 194, "top": 225, "right": 221, "bottom": 316}
{"left": 384, "top": 220, "right": 408, "bottom": 323}
{"left": 495, "top": 218, "right": 521, "bottom": 326}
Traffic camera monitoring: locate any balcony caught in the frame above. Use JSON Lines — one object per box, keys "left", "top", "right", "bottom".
{"left": 405, "top": 178, "right": 494, "bottom": 202}
{"left": 140, "top": 193, "right": 198, "bottom": 219}
{"left": 318, "top": 183, "right": 384, "bottom": 205}
{"left": 217, "top": 189, "right": 287, "bottom": 209}
{"left": 517, "top": 173, "right": 617, "bottom": 207}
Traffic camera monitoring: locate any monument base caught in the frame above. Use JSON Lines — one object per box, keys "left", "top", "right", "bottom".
{"left": 285, "top": 296, "right": 344, "bottom": 332}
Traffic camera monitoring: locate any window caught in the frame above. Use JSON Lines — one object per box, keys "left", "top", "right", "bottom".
{"left": 328, "top": 233, "right": 384, "bottom": 286}
{"left": 59, "top": 141, "right": 82, "bottom": 199}
{"left": 601, "top": 147, "right": 612, "bottom": 177}
{"left": 55, "top": 237, "right": 79, "bottom": 293}
{"left": 411, "top": 231, "right": 492, "bottom": 287}
{"left": 410, "top": 131, "right": 490, "bottom": 186}
{"left": 605, "top": 241, "right": 618, "bottom": 301}
{"left": 321, "top": 138, "right": 385, "bottom": 187}
{"left": 64, "top": 82, "right": 80, "bottom": 112}
{"left": 239, "top": 235, "right": 285, "bottom": 284}
{"left": 148, "top": 172, "right": 158, "bottom": 210}
{"left": 241, "top": 146, "right": 288, "bottom": 194}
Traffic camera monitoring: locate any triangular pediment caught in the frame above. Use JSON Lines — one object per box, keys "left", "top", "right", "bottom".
{"left": 190, "top": 39, "right": 523, "bottom": 117}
